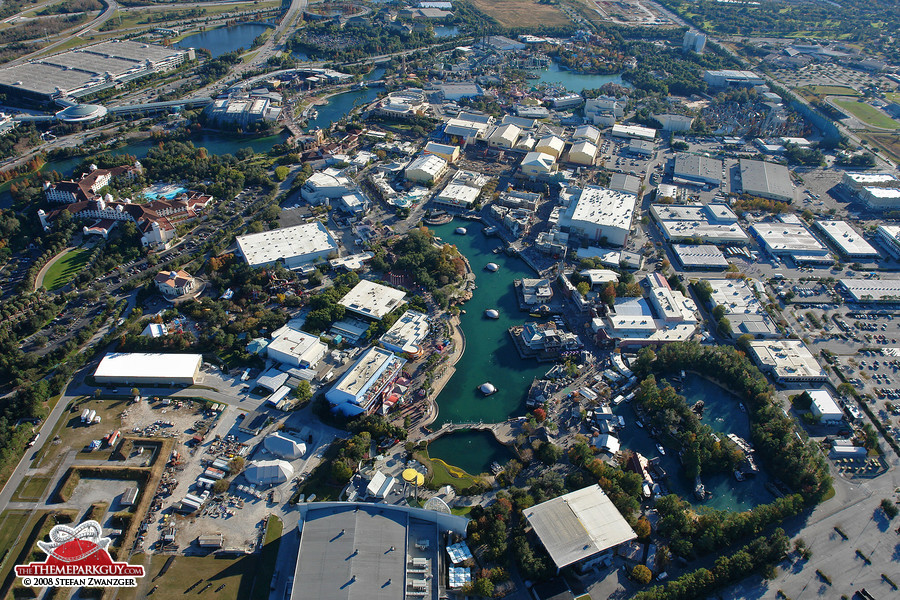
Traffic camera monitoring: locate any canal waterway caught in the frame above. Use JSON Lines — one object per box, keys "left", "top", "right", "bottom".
{"left": 176, "top": 23, "right": 272, "bottom": 58}
{"left": 427, "top": 429, "right": 514, "bottom": 476}
{"left": 530, "top": 61, "right": 627, "bottom": 93}
{"left": 613, "top": 373, "right": 775, "bottom": 511}
{"left": 305, "top": 67, "right": 385, "bottom": 131}
{"left": 429, "top": 219, "right": 547, "bottom": 426}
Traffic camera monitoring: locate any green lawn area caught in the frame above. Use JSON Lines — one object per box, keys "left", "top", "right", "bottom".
{"left": 41, "top": 246, "right": 91, "bottom": 291}
{"left": 833, "top": 98, "right": 900, "bottom": 129}
{"left": 120, "top": 554, "right": 258, "bottom": 600}
{"left": 415, "top": 450, "right": 477, "bottom": 490}
{"left": 886, "top": 92, "right": 900, "bottom": 103}
{"left": 251, "top": 516, "right": 283, "bottom": 600}
{"left": 11, "top": 475, "right": 52, "bottom": 502}
{"left": 801, "top": 85, "right": 860, "bottom": 96}
{"left": 0, "top": 510, "right": 49, "bottom": 598}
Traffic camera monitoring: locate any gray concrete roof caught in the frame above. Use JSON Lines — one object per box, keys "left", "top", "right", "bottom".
{"left": 293, "top": 505, "right": 408, "bottom": 600}
{"left": 524, "top": 485, "right": 636, "bottom": 569}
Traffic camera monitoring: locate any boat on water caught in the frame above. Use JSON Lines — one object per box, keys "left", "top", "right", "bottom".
{"left": 309, "top": 108, "right": 318, "bottom": 119}
{"left": 484, "top": 309, "right": 499, "bottom": 319}
{"left": 656, "top": 443, "right": 666, "bottom": 456}
{"left": 694, "top": 483, "right": 706, "bottom": 500}
{"left": 739, "top": 403, "right": 746, "bottom": 412}
{"left": 636, "top": 420, "right": 644, "bottom": 429}
{"left": 485, "top": 262, "right": 499, "bottom": 272}
{"left": 491, "top": 461, "right": 503, "bottom": 475}
{"left": 455, "top": 227, "right": 467, "bottom": 234}
{"left": 479, "top": 382, "right": 497, "bottom": 395}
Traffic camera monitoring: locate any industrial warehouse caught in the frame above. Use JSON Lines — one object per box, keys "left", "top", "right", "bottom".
{"left": 0, "top": 40, "right": 191, "bottom": 101}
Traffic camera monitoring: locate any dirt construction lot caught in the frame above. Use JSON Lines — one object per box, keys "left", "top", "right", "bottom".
{"left": 468, "top": 0, "right": 571, "bottom": 27}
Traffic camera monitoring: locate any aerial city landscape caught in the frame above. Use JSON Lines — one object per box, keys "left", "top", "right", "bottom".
{"left": 1, "top": 0, "right": 900, "bottom": 598}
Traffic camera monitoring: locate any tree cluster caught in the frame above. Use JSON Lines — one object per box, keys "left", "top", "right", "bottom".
{"left": 632, "top": 342, "right": 832, "bottom": 502}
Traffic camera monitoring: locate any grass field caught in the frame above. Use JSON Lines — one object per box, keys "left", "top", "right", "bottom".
{"left": 41, "top": 246, "right": 90, "bottom": 291}
{"left": 121, "top": 554, "right": 258, "bottom": 600}
{"left": 861, "top": 132, "right": 900, "bottom": 164}
{"left": 800, "top": 85, "right": 860, "bottom": 97}
{"left": 251, "top": 515, "right": 283, "bottom": 600}
{"left": 11, "top": 475, "right": 52, "bottom": 502}
{"left": 414, "top": 450, "right": 477, "bottom": 490}
{"left": 833, "top": 97, "right": 900, "bottom": 129}
{"left": 468, "top": 0, "right": 571, "bottom": 28}
{"left": 33, "top": 398, "right": 128, "bottom": 468}
{"left": 886, "top": 92, "right": 900, "bottom": 103}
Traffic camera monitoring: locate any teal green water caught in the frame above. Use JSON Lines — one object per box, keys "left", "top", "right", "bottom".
{"left": 614, "top": 374, "right": 775, "bottom": 511}
{"left": 176, "top": 24, "right": 272, "bottom": 58}
{"left": 429, "top": 219, "right": 547, "bottom": 425}
{"left": 530, "top": 61, "right": 627, "bottom": 93}
{"left": 427, "top": 429, "right": 514, "bottom": 476}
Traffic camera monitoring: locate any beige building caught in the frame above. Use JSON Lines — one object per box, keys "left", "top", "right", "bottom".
{"left": 155, "top": 269, "right": 196, "bottom": 297}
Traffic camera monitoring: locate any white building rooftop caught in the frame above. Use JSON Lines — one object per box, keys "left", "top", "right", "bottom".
{"left": 840, "top": 278, "right": 900, "bottom": 303}
{"left": 748, "top": 340, "right": 825, "bottom": 381}
{"left": 236, "top": 222, "right": 338, "bottom": 268}
{"left": 379, "top": 310, "right": 430, "bottom": 354}
{"left": 814, "top": 220, "right": 879, "bottom": 259}
{"left": 750, "top": 222, "right": 829, "bottom": 256}
{"left": 339, "top": 280, "right": 407, "bottom": 320}
{"left": 566, "top": 186, "right": 636, "bottom": 232}
{"left": 94, "top": 352, "right": 202, "bottom": 381}
{"left": 524, "top": 484, "right": 636, "bottom": 569}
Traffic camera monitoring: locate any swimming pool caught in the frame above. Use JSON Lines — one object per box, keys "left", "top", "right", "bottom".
{"left": 144, "top": 184, "right": 187, "bottom": 200}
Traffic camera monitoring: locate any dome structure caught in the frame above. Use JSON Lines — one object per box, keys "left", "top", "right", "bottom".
{"left": 56, "top": 104, "right": 108, "bottom": 123}
{"left": 479, "top": 382, "right": 497, "bottom": 395}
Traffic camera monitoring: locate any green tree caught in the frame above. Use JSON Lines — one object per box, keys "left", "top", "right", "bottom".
{"left": 632, "top": 564, "right": 653, "bottom": 584}
{"left": 213, "top": 479, "right": 230, "bottom": 494}
{"left": 576, "top": 281, "right": 591, "bottom": 296}
{"left": 294, "top": 380, "right": 312, "bottom": 404}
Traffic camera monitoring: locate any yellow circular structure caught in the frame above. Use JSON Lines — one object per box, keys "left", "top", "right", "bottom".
{"left": 402, "top": 468, "right": 425, "bottom": 486}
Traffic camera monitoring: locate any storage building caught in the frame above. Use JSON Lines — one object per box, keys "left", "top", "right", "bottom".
{"left": 94, "top": 353, "right": 202, "bottom": 385}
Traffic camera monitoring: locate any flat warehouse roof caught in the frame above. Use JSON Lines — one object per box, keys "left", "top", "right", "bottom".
{"left": 236, "top": 222, "right": 338, "bottom": 267}
{"left": 840, "top": 278, "right": 900, "bottom": 302}
{"left": 524, "top": 484, "right": 636, "bottom": 569}
{"left": 751, "top": 223, "right": 828, "bottom": 255}
{"left": 339, "top": 280, "right": 406, "bottom": 320}
{"left": 94, "top": 353, "right": 202, "bottom": 379}
{"left": 740, "top": 159, "right": 793, "bottom": 200}
{"left": 815, "top": 220, "right": 879, "bottom": 257}
{"left": 672, "top": 244, "right": 729, "bottom": 268}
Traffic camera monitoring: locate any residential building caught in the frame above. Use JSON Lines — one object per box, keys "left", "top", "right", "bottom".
{"left": 154, "top": 269, "right": 196, "bottom": 297}
{"left": 44, "top": 165, "right": 139, "bottom": 204}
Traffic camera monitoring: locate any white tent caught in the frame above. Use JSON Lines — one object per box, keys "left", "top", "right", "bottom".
{"left": 263, "top": 432, "right": 307, "bottom": 460}
{"left": 245, "top": 460, "right": 294, "bottom": 486}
